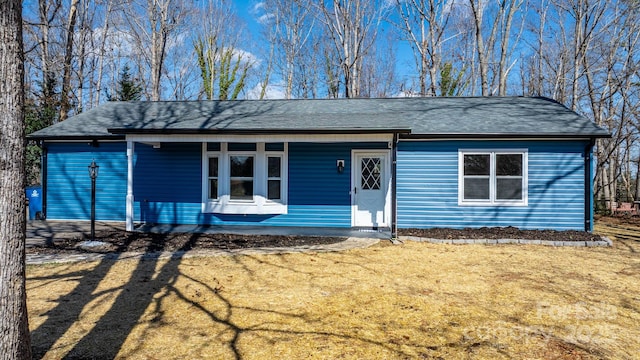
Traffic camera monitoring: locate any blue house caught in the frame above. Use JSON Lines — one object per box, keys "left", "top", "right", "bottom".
{"left": 29, "top": 97, "right": 609, "bottom": 236}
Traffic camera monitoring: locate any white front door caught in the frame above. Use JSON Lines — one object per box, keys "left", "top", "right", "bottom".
{"left": 352, "top": 151, "right": 390, "bottom": 228}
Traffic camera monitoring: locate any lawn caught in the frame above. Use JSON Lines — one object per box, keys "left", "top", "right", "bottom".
{"left": 27, "top": 219, "right": 640, "bottom": 359}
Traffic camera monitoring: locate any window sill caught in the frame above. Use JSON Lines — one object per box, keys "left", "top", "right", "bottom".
{"left": 204, "top": 199, "right": 287, "bottom": 215}
{"left": 458, "top": 201, "right": 527, "bottom": 207}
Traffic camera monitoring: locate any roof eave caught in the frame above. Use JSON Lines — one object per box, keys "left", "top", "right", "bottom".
{"left": 400, "top": 132, "right": 611, "bottom": 140}
{"left": 107, "top": 128, "right": 412, "bottom": 135}
{"left": 27, "top": 134, "right": 126, "bottom": 141}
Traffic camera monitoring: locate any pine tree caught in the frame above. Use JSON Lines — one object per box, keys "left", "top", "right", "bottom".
{"left": 108, "top": 65, "right": 143, "bottom": 101}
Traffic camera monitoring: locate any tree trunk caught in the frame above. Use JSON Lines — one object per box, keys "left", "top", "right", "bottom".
{"left": 635, "top": 154, "right": 640, "bottom": 202}
{"left": 0, "top": 0, "right": 32, "bottom": 358}
{"left": 149, "top": 0, "right": 170, "bottom": 101}
{"left": 59, "top": 0, "right": 80, "bottom": 121}
{"left": 38, "top": 0, "right": 51, "bottom": 97}
{"left": 94, "top": 0, "right": 113, "bottom": 107}
{"left": 469, "top": 0, "right": 489, "bottom": 96}
{"left": 570, "top": 0, "right": 584, "bottom": 111}
{"left": 497, "top": 0, "right": 520, "bottom": 96}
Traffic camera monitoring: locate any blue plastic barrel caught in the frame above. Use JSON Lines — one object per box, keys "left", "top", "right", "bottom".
{"left": 25, "top": 186, "right": 43, "bottom": 220}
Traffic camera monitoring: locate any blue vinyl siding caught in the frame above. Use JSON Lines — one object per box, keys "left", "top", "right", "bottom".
{"left": 133, "top": 143, "right": 203, "bottom": 224}
{"left": 46, "top": 139, "right": 590, "bottom": 231}
{"left": 132, "top": 141, "right": 387, "bottom": 227}
{"left": 45, "top": 142, "right": 127, "bottom": 221}
{"left": 397, "top": 140, "right": 589, "bottom": 231}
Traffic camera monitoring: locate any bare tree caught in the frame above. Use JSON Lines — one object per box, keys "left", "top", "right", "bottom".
{"left": 317, "top": 0, "right": 384, "bottom": 98}
{"left": 467, "top": 0, "right": 523, "bottom": 96}
{"left": 259, "top": 0, "right": 316, "bottom": 99}
{"left": 395, "top": 0, "right": 453, "bottom": 96}
{"left": 194, "top": 38, "right": 252, "bottom": 100}
{"left": 58, "top": 0, "right": 80, "bottom": 120}
{"left": 123, "top": 0, "right": 190, "bottom": 101}
{"left": 148, "top": 0, "right": 168, "bottom": 101}
{"left": 36, "top": 0, "right": 62, "bottom": 95}
{"left": 0, "top": 0, "right": 32, "bottom": 358}
{"left": 193, "top": 0, "right": 252, "bottom": 100}
{"left": 360, "top": 32, "right": 400, "bottom": 97}
{"left": 94, "top": 0, "right": 114, "bottom": 106}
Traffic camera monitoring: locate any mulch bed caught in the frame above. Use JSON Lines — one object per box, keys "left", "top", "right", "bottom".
{"left": 399, "top": 226, "right": 602, "bottom": 242}
{"left": 26, "top": 225, "right": 605, "bottom": 256}
{"left": 26, "top": 230, "right": 346, "bottom": 255}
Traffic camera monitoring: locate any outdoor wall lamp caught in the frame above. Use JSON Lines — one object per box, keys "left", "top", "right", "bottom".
{"left": 88, "top": 160, "right": 99, "bottom": 241}
{"left": 88, "top": 160, "right": 100, "bottom": 179}
{"left": 337, "top": 159, "right": 345, "bottom": 173}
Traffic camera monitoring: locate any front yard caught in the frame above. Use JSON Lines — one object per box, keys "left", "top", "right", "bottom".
{"left": 27, "top": 219, "right": 640, "bottom": 359}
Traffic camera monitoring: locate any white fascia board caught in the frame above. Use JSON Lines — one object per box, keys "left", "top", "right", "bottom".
{"left": 126, "top": 133, "right": 394, "bottom": 143}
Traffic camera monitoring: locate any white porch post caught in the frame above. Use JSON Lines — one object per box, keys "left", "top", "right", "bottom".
{"left": 126, "top": 140, "right": 134, "bottom": 231}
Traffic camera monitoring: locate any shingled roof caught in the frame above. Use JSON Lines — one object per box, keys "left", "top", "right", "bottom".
{"left": 28, "top": 96, "right": 609, "bottom": 140}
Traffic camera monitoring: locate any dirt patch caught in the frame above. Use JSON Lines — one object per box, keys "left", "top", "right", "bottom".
{"left": 399, "top": 226, "right": 602, "bottom": 242}
{"left": 26, "top": 230, "right": 345, "bottom": 255}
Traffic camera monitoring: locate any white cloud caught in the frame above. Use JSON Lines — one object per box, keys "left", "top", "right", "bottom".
{"left": 257, "top": 13, "right": 275, "bottom": 25}
{"left": 227, "top": 47, "right": 261, "bottom": 67}
{"left": 252, "top": 1, "right": 266, "bottom": 13}
{"left": 245, "top": 82, "right": 287, "bottom": 100}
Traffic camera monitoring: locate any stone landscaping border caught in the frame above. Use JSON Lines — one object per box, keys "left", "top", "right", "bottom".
{"left": 399, "top": 236, "right": 613, "bottom": 247}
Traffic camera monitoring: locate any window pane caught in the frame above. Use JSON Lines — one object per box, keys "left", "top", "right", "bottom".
{"left": 209, "top": 179, "right": 218, "bottom": 199}
{"left": 361, "top": 157, "right": 381, "bottom": 190}
{"left": 464, "top": 155, "right": 490, "bottom": 175}
{"left": 228, "top": 142, "right": 256, "bottom": 151}
{"left": 230, "top": 180, "right": 253, "bottom": 200}
{"left": 268, "top": 157, "right": 281, "bottom": 178}
{"left": 496, "top": 154, "right": 522, "bottom": 176}
{"left": 206, "top": 142, "right": 220, "bottom": 151}
{"left": 265, "top": 142, "right": 284, "bottom": 151}
{"left": 208, "top": 157, "right": 218, "bottom": 177}
{"left": 464, "top": 178, "right": 490, "bottom": 200}
{"left": 268, "top": 180, "right": 281, "bottom": 200}
{"left": 496, "top": 178, "right": 523, "bottom": 200}
{"left": 230, "top": 156, "right": 254, "bottom": 177}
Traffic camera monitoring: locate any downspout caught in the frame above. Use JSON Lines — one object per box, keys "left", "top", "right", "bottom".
{"left": 584, "top": 139, "right": 595, "bottom": 232}
{"left": 391, "top": 133, "right": 398, "bottom": 240}
{"left": 41, "top": 142, "right": 48, "bottom": 219}
{"left": 126, "top": 139, "right": 134, "bottom": 231}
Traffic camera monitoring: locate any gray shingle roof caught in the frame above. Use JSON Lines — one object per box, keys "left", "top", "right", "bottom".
{"left": 28, "top": 97, "right": 609, "bottom": 139}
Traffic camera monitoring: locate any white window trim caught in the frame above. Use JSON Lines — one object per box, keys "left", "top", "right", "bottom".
{"left": 202, "top": 142, "right": 288, "bottom": 214}
{"left": 458, "top": 149, "right": 528, "bottom": 207}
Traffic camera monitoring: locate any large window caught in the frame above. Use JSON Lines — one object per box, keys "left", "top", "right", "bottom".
{"left": 203, "top": 142, "right": 287, "bottom": 214}
{"left": 459, "top": 150, "right": 527, "bottom": 206}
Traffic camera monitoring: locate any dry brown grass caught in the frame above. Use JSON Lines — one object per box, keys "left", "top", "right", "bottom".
{"left": 28, "top": 220, "right": 640, "bottom": 359}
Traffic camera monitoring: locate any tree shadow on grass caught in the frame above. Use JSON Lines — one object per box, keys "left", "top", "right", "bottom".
{"left": 58, "top": 233, "right": 201, "bottom": 360}
{"left": 30, "top": 257, "right": 124, "bottom": 358}
{"left": 30, "top": 237, "right": 454, "bottom": 359}
{"left": 29, "top": 229, "right": 187, "bottom": 359}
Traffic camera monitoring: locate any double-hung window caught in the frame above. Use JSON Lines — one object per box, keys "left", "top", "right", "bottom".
{"left": 267, "top": 156, "right": 282, "bottom": 200}
{"left": 203, "top": 142, "right": 287, "bottom": 214}
{"left": 208, "top": 156, "right": 219, "bottom": 200}
{"left": 459, "top": 150, "right": 527, "bottom": 206}
{"left": 229, "top": 155, "right": 254, "bottom": 200}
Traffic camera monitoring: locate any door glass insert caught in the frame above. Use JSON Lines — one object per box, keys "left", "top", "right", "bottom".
{"left": 361, "top": 157, "right": 381, "bottom": 190}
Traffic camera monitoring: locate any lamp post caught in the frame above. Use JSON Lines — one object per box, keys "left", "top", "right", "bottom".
{"left": 88, "top": 160, "right": 99, "bottom": 241}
